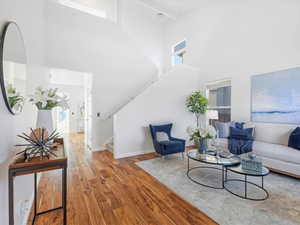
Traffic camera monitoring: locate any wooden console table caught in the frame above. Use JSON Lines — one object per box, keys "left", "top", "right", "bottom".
{"left": 8, "top": 138, "right": 68, "bottom": 225}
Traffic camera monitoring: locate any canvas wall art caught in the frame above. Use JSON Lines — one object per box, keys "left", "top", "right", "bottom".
{"left": 251, "top": 67, "right": 300, "bottom": 124}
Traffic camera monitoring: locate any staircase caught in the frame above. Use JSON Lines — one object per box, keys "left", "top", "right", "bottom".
{"left": 105, "top": 137, "right": 114, "bottom": 152}
{"left": 102, "top": 65, "right": 201, "bottom": 157}
{"left": 103, "top": 65, "right": 199, "bottom": 120}
{"left": 102, "top": 77, "right": 159, "bottom": 120}
{"left": 101, "top": 76, "right": 161, "bottom": 154}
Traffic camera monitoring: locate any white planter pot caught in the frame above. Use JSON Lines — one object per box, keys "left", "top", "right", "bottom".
{"left": 36, "top": 110, "right": 54, "bottom": 134}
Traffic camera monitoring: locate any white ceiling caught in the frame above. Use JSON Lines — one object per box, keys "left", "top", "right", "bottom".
{"left": 137, "top": 0, "right": 207, "bottom": 19}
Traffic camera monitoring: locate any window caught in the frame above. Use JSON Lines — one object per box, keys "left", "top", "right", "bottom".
{"left": 206, "top": 80, "right": 231, "bottom": 124}
{"left": 58, "top": 0, "right": 118, "bottom": 22}
{"left": 172, "top": 40, "right": 186, "bottom": 66}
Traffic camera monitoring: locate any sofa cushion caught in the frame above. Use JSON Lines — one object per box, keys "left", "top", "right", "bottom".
{"left": 288, "top": 127, "right": 300, "bottom": 150}
{"left": 253, "top": 141, "right": 300, "bottom": 165}
{"left": 233, "top": 122, "right": 244, "bottom": 129}
{"left": 156, "top": 132, "right": 169, "bottom": 142}
{"left": 216, "top": 138, "right": 229, "bottom": 150}
{"left": 217, "top": 138, "right": 300, "bottom": 165}
{"left": 229, "top": 127, "right": 254, "bottom": 140}
{"left": 159, "top": 140, "right": 184, "bottom": 150}
{"left": 215, "top": 122, "right": 234, "bottom": 138}
{"left": 216, "top": 121, "right": 255, "bottom": 139}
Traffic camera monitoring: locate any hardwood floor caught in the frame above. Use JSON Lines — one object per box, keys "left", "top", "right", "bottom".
{"left": 27, "top": 133, "right": 217, "bottom": 225}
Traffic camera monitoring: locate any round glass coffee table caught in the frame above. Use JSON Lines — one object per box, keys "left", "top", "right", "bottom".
{"left": 187, "top": 149, "right": 241, "bottom": 189}
{"left": 224, "top": 165, "right": 270, "bottom": 201}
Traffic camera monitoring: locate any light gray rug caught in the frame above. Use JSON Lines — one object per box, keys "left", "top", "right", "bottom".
{"left": 136, "top": 154, "right": 300, "bottom": 225}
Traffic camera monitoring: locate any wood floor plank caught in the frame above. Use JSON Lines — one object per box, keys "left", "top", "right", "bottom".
{"left": 27, "top": 133, "right": 217, "bottom": 225}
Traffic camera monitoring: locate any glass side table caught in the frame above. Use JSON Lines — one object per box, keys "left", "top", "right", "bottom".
{"left": 187, "top": 149, "right": 240, "bottom": 189}
{"left": 224, "top": 164, "right": 270, "bottom": 201}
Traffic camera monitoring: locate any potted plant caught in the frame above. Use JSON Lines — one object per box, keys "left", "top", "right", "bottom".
{"left": 7, "top": 84, "right": 25, "bottom": 113}
{"left": 29, "top": 87, "right": 69, "bottom": 133}
{"left": 187, "top": 126, "right": 217, "bottom": 153}
{"left": 186, "top": 91, "right": 208, "bottom": 128}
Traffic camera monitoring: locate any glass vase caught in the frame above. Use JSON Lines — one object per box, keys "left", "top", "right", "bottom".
{"left": 197, "top": 139, "right": 208, "bottom": 154}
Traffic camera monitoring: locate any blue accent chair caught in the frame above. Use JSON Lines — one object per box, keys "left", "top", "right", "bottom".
{"left": 149, "top": 123, "right": 186, "bottom": 157}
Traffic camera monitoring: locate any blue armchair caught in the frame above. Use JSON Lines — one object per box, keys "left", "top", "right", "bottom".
{"left": 149, "top": 123, "right": 186, "bottom": 157}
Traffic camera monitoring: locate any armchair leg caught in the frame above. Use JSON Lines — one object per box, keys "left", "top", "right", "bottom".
{"left": 181, "top": 152, "right": 184, "bottom": 159}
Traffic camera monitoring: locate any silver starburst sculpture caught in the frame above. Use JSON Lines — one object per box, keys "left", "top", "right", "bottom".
{"left": 16, "top": 128, "right": 60, "bottom": 161}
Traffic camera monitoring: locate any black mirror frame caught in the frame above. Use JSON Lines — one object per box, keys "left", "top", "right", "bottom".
{"left": 0, "top": 21, "right": 27, "bottom": 115}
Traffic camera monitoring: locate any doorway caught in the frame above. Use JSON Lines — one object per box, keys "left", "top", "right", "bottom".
{"left": 50, "top": 68, "right": 93, "bottom": 150}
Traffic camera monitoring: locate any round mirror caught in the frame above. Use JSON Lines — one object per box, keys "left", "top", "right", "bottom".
{"left": 0, "top": 22, "right": 27, "bottom": 115}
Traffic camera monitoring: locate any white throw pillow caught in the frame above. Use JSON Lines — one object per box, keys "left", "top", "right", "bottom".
{"left": 244, "top": 122, "right": 256, "bottom": 137}
{"left": 156, "top": 132, "right": 169, "bottom": 142}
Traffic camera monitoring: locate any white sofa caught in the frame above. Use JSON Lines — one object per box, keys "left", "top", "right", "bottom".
{"left": 218, "top": 138, "right": 300, "bottom": 178}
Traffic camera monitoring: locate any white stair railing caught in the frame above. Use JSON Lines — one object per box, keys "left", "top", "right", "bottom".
{"left": 102, "top": 77, "right": 159, "bottom": 120}
{"left": 102, "top": 64, "right": 201, "bottom": 120}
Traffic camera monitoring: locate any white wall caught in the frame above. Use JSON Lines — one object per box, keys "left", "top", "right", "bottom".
{"left": 118, "top": 0, "right": 168, "bottom": 74}
{"left": 0, "top": 0, "right": 47, "bottom": 224}
{"left": 45, "top": 1, "right": 164, "bottom": 151}
{"left": 164, "top": 0, "right": 300, "bottom": 145}
{"left": 114, "top": 65, "right": 202, "bottom": 158}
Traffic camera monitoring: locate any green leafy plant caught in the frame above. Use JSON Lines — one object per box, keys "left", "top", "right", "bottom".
{"left": 186, "top": 91, "right": 208, "bottom": 127}
{"left": 7, "top": 84, "right": 25, "bottom": 111}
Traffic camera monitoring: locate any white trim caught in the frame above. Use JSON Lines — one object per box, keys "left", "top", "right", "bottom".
{"left": 91, "top": 145, "right": 107, "bottom": 152}
{"left": 114, "top": 149, "right": 154, "bottom": 159}
{"left": 205, "top": 77, "right": 232, "bottom": 87}
{"left": 206, "top": 79, "right": 232, "bottom": 91}
{"left": 58, "top": 0, "right": 107, "bottom": 19}
{"left": 208, "top": 106, "right": 231, "bottom": 110}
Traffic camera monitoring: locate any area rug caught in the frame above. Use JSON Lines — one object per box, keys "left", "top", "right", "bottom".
{"left": 136, "top": 154, "right": 300, "bottom": 225}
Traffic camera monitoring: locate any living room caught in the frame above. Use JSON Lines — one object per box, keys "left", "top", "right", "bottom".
{"left": 0, "top": 0, "right": 300, "bottom": 225}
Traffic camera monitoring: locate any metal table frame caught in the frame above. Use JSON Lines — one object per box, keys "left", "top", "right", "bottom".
{"left": 224, "top": 167, "right": 269, "bottom": 201}
{"left": 9, "top": 159, "right": 67, "bottom": 225}
{"left": 187, "top": 155, "right": 227, "bottom": 189}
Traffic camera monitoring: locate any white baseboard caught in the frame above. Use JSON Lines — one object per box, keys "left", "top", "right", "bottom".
{"left": 114, "top": 149, "right": 154, "bottom": 159}
{"left": 91, "top": 145, "right": 107, "bottom": 152}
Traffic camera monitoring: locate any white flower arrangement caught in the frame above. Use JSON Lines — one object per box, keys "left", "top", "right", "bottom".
{"left": 187, "top": 125, "right": 217, "bottom": 141}
{"left": 29, "top": 86, "right": 69, "bottom": 110}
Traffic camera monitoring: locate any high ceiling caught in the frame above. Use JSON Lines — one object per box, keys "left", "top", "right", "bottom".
{"left": 137, "top": 0, "right": 207, "bottom": 19}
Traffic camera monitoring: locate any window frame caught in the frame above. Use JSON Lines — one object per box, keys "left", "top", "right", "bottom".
{"left": 206, "top": 79, "right": 232, "bottom": 123}
{"left": 172, "top": 39, "right": 186, "bottom": 66}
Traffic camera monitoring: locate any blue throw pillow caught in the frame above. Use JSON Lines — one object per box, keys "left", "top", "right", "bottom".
{"left": 233, "top": 122, "right": 245, "bottom": 129}
{"left": 230, "top": 127, "right": 253, "bottom": 140}
{"left": 215, "top": 121, "right": 235, "bottom": 138}
{"left": 288, "top": 127, "right": 300, "bottom": 150}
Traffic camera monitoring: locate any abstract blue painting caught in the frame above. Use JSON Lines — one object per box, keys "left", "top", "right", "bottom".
{"left": 251, "top": 67, "right": 300, "bottom": 124}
